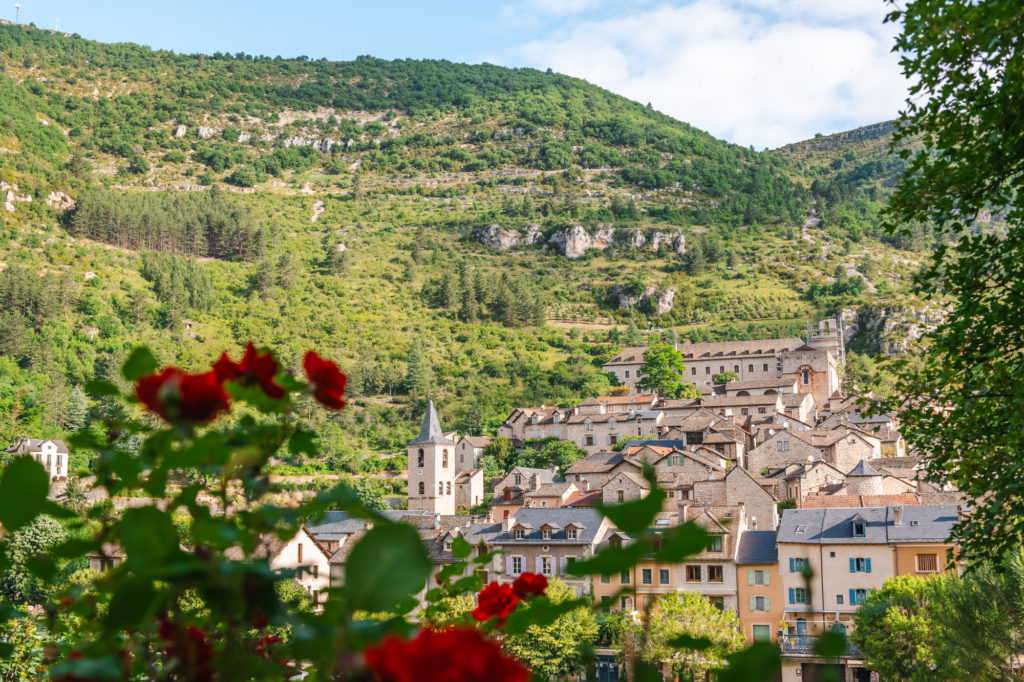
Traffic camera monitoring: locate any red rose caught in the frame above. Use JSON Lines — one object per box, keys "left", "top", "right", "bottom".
{"left": 471, "top": 582, "right": 520, "bottom": 626}
{"left": 158, "top": 621, "right": 214, "bottom": 682}
{"left": 213, "top": 342, "right": 286, "bottom": 400}
{"left": 364, "top": 627, "right": 528, "bottom": 682}
{"left": 512, "top": 572, "right": 548, "bottom": 599}
{"left": 303, "top": 351, "right": 347, "bottom": 410}
{"left": 136, "top": 368, "right": 230, "bottom": 425}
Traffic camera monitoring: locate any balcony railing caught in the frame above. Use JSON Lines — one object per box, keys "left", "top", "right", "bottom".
{"left": 779, "top": 634, "right": 861, "bottom": 658}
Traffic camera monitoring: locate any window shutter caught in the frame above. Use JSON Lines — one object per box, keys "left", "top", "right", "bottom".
{"left": 749, "top": 596, "right": 756, "bottom": 612}
{"left": 535, "top": 557, "right": 542, "bottom": 574}
{"left": 747, "top": 570, "right": 754, "bottom": 586}
{"left": 764, "top": 571, "right": 770, "bottom": 586}
{"left": 849, "top": 589, "right": 855, "bottom": 605}
{"left": 560, "top": 556, "right": 568, "bottom": 574}
{"left": 506, "top": 556, "right": 513, "bottom": 574}
{"left": 789, "top": 558, "right": 795, "bottom": 573}
{"left": 765, "top": 596, "right": 770, "bottom": 610}
{"left": 850, "top": 558, "right": 856, "bottom": 572}
{"left": 866, "top": 558, "right": 871, "bottom": 573}
{"left": 788, "top": 588, "right": 795, "bottom": 604}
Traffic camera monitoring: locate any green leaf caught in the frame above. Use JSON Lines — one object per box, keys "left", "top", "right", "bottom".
{"left": 24, "top": 555, "right": 57, "bottom": 582}
{"left": 565, "top": 542, "right": 648, "bottom": 577}
{"left": 450, "top": 574, "right": 482, "bottom": 594}
{"left": 84, "top": 380, "right": 120, "bottom": 397}
{"left": 122, "top": 346, "right": 158, "bottom": 381}
{"left": 451, "top": 536, "right": 472, "bottom": 559}
{"left": 814, "top": 630, "right": 848, "bottom": 657}
{"left": 107, "top": 576, "right": 159, "bottom": 630}
{"left": 472, "top": 550, "right": 501, "bottom": 565}
{"left": 717, "top": 641, "right": 781, "bottom": 682}
{"left": 501, "top": 596, "right": 585, "bottom": 635}
{"left": 0, "top": 457, "right": 50, "bottom": 532}
{"left": 667, "top": 634, "right": 712, "bottom": 650}
{"left": 288, "top": 430, "right": 317, "bottom": 457}
{"left": 595, "top": 464, "right": 666, "bottom": 533}
{"left": 437, "top": 562, "right": 467, "bottom": 584}
{"left": 119, "top": 507, "right": 180, "bottom": 566}
{"left": 654, "top": 522, "right": 711, "bottom": 562}
{"left": 633, "top": 662, "right": 664, "bottom": 682}
{"left": 345, "top": 522, "right": 431, "bottom": 613}
{"left": 51, "top": 538, "right": 99, "bottom": 560}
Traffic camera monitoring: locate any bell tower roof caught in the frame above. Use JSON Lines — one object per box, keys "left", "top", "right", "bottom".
{"left": 411, "top": 400, "right": 454, "bottom": 446}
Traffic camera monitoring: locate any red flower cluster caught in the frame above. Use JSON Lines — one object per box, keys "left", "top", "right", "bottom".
{"left": 136, "top": 368, "right": 230, "bottom": 425}
{"left": 303, "top": 350, "right": 347, "bottom": 410}
{"left": 158, "top": 621, "right": 213, "bottom": 682}
{"left": 134, "top": 343, "right": 348, "bottom": 424}
{"left": 512, "top": 572, "right": 548, "bottom": 599}
{"left": 364, "top": 627, "right": 528, "bottom": 682}
{"left": 471, "top": 582, "right": 521, "bottom": 626}
{"left": 214, "top": 342, "right": 285, "bottom": 399}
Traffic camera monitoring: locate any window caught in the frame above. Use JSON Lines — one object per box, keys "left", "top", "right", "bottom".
{"left": 734, "top": 365, "right": 740, "bottom": 373}
{"left": 620, "top": 570, "right": 631, "bottom": 584}
{"left": 917, "top": 553, "right": 938, "bottom": 572}
{"left": 312, "top": 564, "right": 319, "bottom": 579}
{"left": 752, "top": 624, "right": 771, "bottom": 641}
{"left": 609, "top": 419, "right": 616, "bottom": 430}
{"left": 708, "top": 596, "right": 725, "bottom": 610}
{"left": 460, "top": 454, "right": 464, "bottom": 464}
{"left": 762, "top": 363, "right": 768, "bottom": 372}
{"left": 512, "top": 556, "right": 523, "bottom": 575}
{"left": 541, "top": 557, "right": 552, "bottom": 576}
{"left": 445, "top": 541, "right": 452, "bottom": 551}
{"left": 757, "top": 407, "right": 766, "bottom": 414}
{"left": 850, "top": 557, "right": 872, "bottom": 573}
{"left": 686, "top": 565, "right": 701, "bottom": 582}
{"left": 748, "top": 364, "right": 754, "bottom": 373}
{"left": 789, "top": 557, "right": 807, "bottom": 573}
{"left": 707, "top": 565, "right": 724, "bottom": 582}
{"left": 852, "top": 520, "right": 866, "bottom": 537}
{"left": 719, "top": 366, "right": 725, "bottom": 374}
{"left": 601, "top": 574, "right": 610, "bottom": 584}
{"left": 692, "top": 367, "right": 697, "bottom": 376}
{"left": 750, "top": 596, "right": 769, "bottom": 611}
{"left": 514, "top": 528, "right": 524, "bottom": 540}
{"left": 748, "top": 569, "right": 769, "bottom": 585}
{"left": 642, "top": 569, "right": 652, "bottom": 585}
{"left": 540, "top": 501, "right": 547, "bottom": 508}
{"left": 586, "top": 435, "right": 595, "bottom": 446}
{"left": 439, "top": 482, "right": 444, "bottom": 496}
{"left": 777, "top": 440, "right": 790, "bottom": 452}
{"left": 789, "top": 587, "right": 809, "bottom": 604}
{"left": 567, "top": 527, "right": 578, "bottom": 540}
{"left": 836, "top": 594, "right": 844, "bottom": 605}
{"left": 446, "top": 481, "right": 451, "bottom": 495}
{"left": 586, "top": 421, "right": 593, "bottom": 431}
{"left": 418, "top": 482, "right": 425, "bottom": 495}
{"left": 417, "top": 449, "right": 424, "bottom": 467}
{"left": 542, "top": 528, "right": 552, "bottom": 540}
{"left": 705, "top": 367, "right": 711, "bottom": 374}
{"left": 708, "top": 536, "right": 723, "bottom": 552}
{"left": 802, "top": 370, "right": 810, "bottom": 385}
{"left": 514, "top": 474, "right": 522, "bottom": 486}
{"left": 741, "top": 408, "right": 749, "bottom": 416}
{"left": 625, "top": 371, "right": 630, "bottom": 379}
{"left": 849, "top": 588, "right": 867, "bottom": 605}
{"left": 660, "top": 569, "right": 670, "bottom": 585}
{"left": 610, "top": 434, "right": 618, "bottom": 445}
{"left": 442, "top": 450, "right": 448, "bottom": 467}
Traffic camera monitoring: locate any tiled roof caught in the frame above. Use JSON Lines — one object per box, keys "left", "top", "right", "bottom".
{"left": 461, "top": 436, "right": 491, "bottom": 448}
{"left": 847, "top": 459, "right": 881, "bottom": 477}
{"left": 497, "top": 508, "right": 606, "bottom": 544}
{"left": 6, "top": 438, "right": 69, "bottom": 454}
{"left": 778, "top": 505, "right": 959, "bottom": 544}
{"left": 411, "top": 400, "right": 454, "bottom": 446}
{"left": 735, "top": 530, "right": 778, "bottom": 564}
{"left": 802, "top": 493, "right": 922, "bottom": 508}
{"left": 564, "top": 450, "right": 625, "bottom": 474}
{"left": 526, "top": 482, "right": 575, "bottom": 498}
{"left": 724, "top": 377, "right": 798, "bottom": 390}
{"left": 565, "top": 490, "right": 603, "bottom": 507}
{"left": 701, "top": 395, "right": 782, "bottom": 407}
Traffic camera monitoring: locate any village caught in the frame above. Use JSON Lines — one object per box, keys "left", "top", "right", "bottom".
{"left": 7, "top": 318, "right": 962, "bottom": 682}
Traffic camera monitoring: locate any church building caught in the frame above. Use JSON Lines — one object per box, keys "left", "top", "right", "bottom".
{"left": 407, "top": 401, "right": 483, "bottom": 514}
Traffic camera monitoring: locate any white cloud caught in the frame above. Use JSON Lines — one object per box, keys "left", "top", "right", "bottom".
{"left": 509, "top": 0, "right": 907, "bottom": 148}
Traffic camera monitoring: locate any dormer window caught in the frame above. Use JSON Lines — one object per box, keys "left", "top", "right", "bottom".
{"left": 567, "top": 527, "right": 578, "bottom": 540}
{"left": 541, "top": 528, "right": 552, "bottom": 540}
{"left": 586, "top": 420, "right": 593, "bottom": 431}
{"left": 514, "top": 528, "right": 524, "bottom": 540}
{"left": 708, "top": 536, "right": 723, "bottom": 552}
{"left": 514, "top": 474, "right": 522, "bottom": 486}
{"left": 609, "top": 419, "right": 616, "bottom": 430}
{"left": 532, "top": 414, "right": 540, "bottom": 425}
{"left": 852, "top": 520, "right": 866, "bottom": 537}
{"left": 445, "top": 541, "right": 452, "bottom": 551}
{"left": 553, "top": 413, "right": 560, "bottom": 423}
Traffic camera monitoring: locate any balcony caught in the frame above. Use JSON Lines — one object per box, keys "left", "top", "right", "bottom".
{"left": 779, "top": 634, "right": 861, "bottom": 659}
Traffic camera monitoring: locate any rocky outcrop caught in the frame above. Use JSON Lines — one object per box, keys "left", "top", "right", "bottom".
{"left": 548, "top": 225, "right": 616, "bottom": 258}
{"left": 197, "top": 126, "right": 215, "bottom": 139}
{"left": 841, "top": 304, "right": 948, "bottom": 355}
{"left": 46, "top": 191, "right": 75, "bottom": 211}
{"left": 474, "top": 224, "right": 542, "bottom": 251}
{"left": 613, "top": 285, "right": 677, "bottom": 316}
{"left": 1, "top": 182, "right": 31, "bottom": 213}
{"left": 173, "top": 125, "right": 187, "bottom": 138}
{"left": 649, "top": 230, "right": 686, "bottom": 254}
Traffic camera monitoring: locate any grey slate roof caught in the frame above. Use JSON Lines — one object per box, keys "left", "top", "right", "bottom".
{"left": 619, "top": 439, "right": 687, "bottom": 450}
{"left": 6, "top": 438, "right": 69, "bottom": 454}
{"left": 410, "top": 400, "right": 454, "bottom": 446}
{"left": 777, "top": 505, "right": 958, "bottom": 545}
{"left": 497, "top": 508, "right": 605, "bottom": 544}
{"left": 847, "top": 459, "right": 880, "bottom": 477}
{"left": 735, "top": 530, "right": 779, "bottom": 565}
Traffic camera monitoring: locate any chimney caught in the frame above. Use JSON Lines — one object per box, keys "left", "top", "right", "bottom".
{"left": 893, "top": 506, "right": 902, "bottom": 526}
{"left": 434, "top": 515, "right": 441, "bottom": 530}
{"left": 582, "top": 479, "right": 590, "bottom": 491}
{"left": 502, "top": 516, "right": 511, "bottom": 532}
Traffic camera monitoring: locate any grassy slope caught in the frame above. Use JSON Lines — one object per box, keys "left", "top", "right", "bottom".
{"left": 0, "top": 24, "right": 925, "bottom": 467}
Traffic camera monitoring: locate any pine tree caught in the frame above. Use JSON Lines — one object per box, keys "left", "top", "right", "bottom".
{"left": 66, "top": 387, "right": 88, "bottom": 431}
{"left": 405, "top": 340, "right": 433, "bottom": 397}
{"left": 624, "top": 317, "right": 643, "bottom": 346}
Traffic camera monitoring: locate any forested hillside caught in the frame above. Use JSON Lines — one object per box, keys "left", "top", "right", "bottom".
{"left": 0, "top": 22, "right": 930, "bottom": 469}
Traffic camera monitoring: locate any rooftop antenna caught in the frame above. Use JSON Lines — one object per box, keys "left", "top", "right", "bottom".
{"left": 14, "top": 4, "right": 20, "bottom": 23}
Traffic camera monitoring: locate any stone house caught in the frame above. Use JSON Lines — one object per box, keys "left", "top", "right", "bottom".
{"left": 488, "top": 508, "right": 611, "bottom": 597}
{"left": 780, "top": 344, "right": 841, "bottom": 411}
{"left": 5, "top": 438, "right": 69, "bottom": 480}
{"left": 700, "top": 395, "right": 785, "bottom": 422}
{"left": 224, "top": 526, "right": 333, "bottom": 605}
{"left": 780, "top": 392, "right": 817, "bottom": 424}
{"left": 524, "top": 480, "right": 580, "bottom": 509}
{"left": 747, "top": 427, "right": 880, "bottom": 475}
{"left": 576, "top": 394, "right": 657, "bottom": 414}
{"left": 454, "top": 435, "right": 491, "bottom": 472}
{"left": 674, "top": 505, "right": 744, "bottom": 612}
{"left": 691, "top": 466, "right": 779, "bottom": 531}
{"left": 87, "top": 543, "right": 124, "bottom": 573}
{"left": 601, "top": 470, "right": 650, "bottom": 505}
{"left": 489, "top": 466, "right": 562, "bottom": 522}
{"left": 735, "top": 530, "right": 784, "bottom": 644}
{"left": 566, "top": 410, "right": 663, "bottom": 453}
{"left": 496, "top": 406, "right": 574, "bottom": 444}
{"left": 454, "top": 468, "right": 485, "bottom": 510}
{"left": 711, "top": 377, "right": 800, "bottom": 397}
{"left": 763, "top": 460, "right": 847, "bottom": 503}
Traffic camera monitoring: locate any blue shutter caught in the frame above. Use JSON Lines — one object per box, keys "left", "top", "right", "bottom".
{"left": 850, "top": 558, "right": 856, "bottom": 572}
{"left": 866, "top": 558, "right": 872, "bottom": 573}
{"left": 789, "top": 587, "right": 795, "bottom": 604}
{"left": 789, "top": 558, "right": 795, "bottom": 573}
{"left": 849, "top": 589, "right": 856, "bottom": 606}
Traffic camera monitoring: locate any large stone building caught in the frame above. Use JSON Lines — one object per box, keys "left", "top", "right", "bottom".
{"left": 406, "top": 401, "right": 483, "bottom": 515}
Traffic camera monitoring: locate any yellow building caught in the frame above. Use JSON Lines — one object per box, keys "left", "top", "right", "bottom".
{"left": 735, "top": 530, "right": 784, "bottom": 644}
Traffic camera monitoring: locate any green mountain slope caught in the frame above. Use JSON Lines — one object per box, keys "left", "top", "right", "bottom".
{"left": 0, "top": 23, "right": 929, "bottom": 468}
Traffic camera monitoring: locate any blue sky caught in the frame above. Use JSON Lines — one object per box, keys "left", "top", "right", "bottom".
{"left": 6, "top": 0, "right": 907, "bottom": 148}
